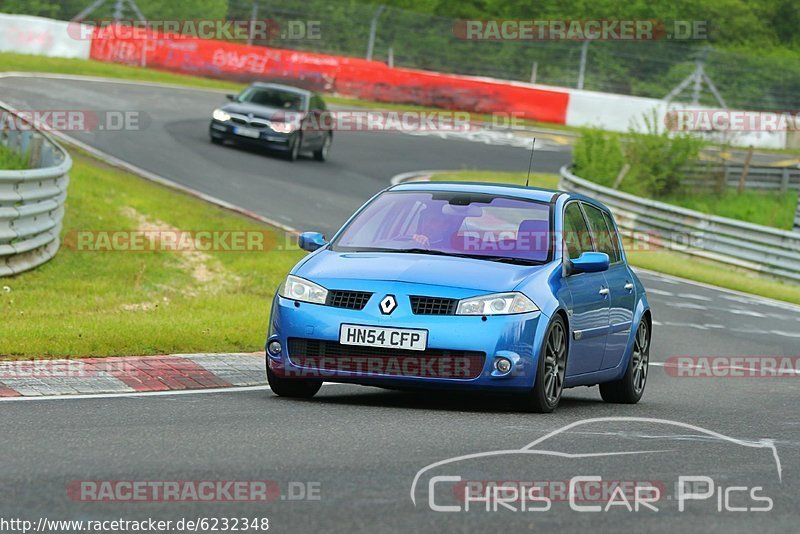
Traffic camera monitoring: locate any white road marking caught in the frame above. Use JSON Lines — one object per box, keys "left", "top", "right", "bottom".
{"left": 729, "top": 309, "right": 767, "bottom": 318}
{"left": 677, "top": 293, "right": 713, "bottom": 301}
{"left": 0, "top": 383, "right": 343, "bottom": 403}
{"left": 664, "top": 301, "right": 708, "bottom": 310}
{"left": 770, "top": 330, "right": 800, "bottom": 338}
{"left": 646, "top": 288, "right": 675, "bottom": 297}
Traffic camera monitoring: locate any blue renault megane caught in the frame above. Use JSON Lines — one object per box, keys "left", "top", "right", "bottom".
{"left": 265, "top": 182, "right": 651, "bottom": 412}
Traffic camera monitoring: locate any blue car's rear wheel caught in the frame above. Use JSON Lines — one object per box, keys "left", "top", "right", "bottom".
{"left": 600, "top": 319, "right": 650, "bottom": 404}
{"left": 267, "top": 366, "right": 322, "bottom": 398}
{"left": 524, "top": 315, "right": 567, "bottom": 413}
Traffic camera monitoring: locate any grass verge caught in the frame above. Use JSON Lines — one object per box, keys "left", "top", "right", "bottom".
{"left": 0, "top": 150, "right": 303, "bottom": 359}
{"left": 660, "top": 189, "right": 798, "bottom": 230}
{"left": 429, "top": 170, "right": 800, "bottom": 305}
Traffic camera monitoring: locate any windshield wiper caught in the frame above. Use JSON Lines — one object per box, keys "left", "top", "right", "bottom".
{"left": 478, "top": 256, "right": 543, "bottom": 265}
{"left": 391, "top": 248, "right": 453, "bottom": 256}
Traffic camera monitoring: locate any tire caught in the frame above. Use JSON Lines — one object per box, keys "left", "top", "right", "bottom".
{"left": 600, "top": 318, "right": 650, "bottom": 404}
{"left": 523, "top": 315, "right": 568, "bottom": 413}
{"left": 313, "top": 133, "right": 332, "bottom": 162}
{"left": 267, "top": 366, "right": 321, "bottom": 399}
{"left": 285, "top": 133, "right": 301, "bottom": 161}
{"left": 210, "top": 135, "right": 223, "bottom": 145}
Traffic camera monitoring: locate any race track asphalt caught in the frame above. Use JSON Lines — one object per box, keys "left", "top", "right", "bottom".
{"left": 1, "top": 76, "right": 798, "bottom": 533}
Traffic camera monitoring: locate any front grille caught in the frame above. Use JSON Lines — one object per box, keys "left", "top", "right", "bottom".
{"left": 287, "top": 338, "right": 485, "bottom": 379}
{"left": 229, "top": 114, "right": 270, "bottom": 128}
{"left": 410, "top": 296, "right": 458, "bottom": 315}
{"left": 327, "top": 290, "right": 373, "bottom": 310}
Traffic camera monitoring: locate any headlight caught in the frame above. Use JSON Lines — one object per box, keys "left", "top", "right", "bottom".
{"left": 268, "top": 121, "right": 299, "bottom": 133}
{"left": 212, "top": 108, "right": 231, "bottom": 122}
{"left": 279, "top": 275, "right": 328, "bottom": 304}
{"left": 456, "top": 292, "right": 538, "bottom": 315}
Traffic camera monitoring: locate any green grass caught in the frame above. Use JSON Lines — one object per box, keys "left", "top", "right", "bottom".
{"left": 627, "top": 250, "right": 800, "bottom": 305}
{"left": 661, "top": 189, "right": 798, "bottom": 230}
{"left": 430, "top": 170, "right": 800, "bottom": 305}
{"left": 0, "top": 144, "right": 29, "bottom": 169}
{"left": 0, "top": 151, "right": 303, "bottom": 358}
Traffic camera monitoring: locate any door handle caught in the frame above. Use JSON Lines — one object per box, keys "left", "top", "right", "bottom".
{"left": 599, "top": 288, "right": 610, "bottom": 296}
{"left": 624, "top": 282, "right": 634, "bottom": 291}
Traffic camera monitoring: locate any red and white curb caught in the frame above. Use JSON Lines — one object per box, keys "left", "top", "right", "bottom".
{"left": 0, "top": 353, "right": 265, "bottom": 397}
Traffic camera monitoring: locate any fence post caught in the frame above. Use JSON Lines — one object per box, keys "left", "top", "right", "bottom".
{"left": 737, "top": 146, "right": 753, "bottom": 193}
{"left": 366, "top": 5, "right": 386, "bottom": 61}
{"left": 794, "top": 198, "right": 800, "bottom": 232}
{"left": 28, "top": 135, "right": 43, "bottom": 169}
{"left": 795, "top": 198, "right": 800, "bottom": 232}
{"left": 780, "top": 167, "right": 790, "bottom": 193}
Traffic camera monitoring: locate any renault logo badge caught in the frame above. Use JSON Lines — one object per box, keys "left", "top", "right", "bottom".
{"left": 379, "top": 295, "right": 397, "bottom": 315}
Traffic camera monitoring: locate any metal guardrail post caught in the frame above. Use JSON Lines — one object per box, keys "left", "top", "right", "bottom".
{"left": 0, "top": 103, "right": 72, "bottom": 277}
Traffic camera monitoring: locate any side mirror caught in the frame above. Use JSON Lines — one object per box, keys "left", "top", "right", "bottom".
{"left": 298, "top": 232, "right": 327, "bottom": 252}
{"left": 226, "top": 94, "right": 237, "bottom": 101}
{"left": 568, "top": 252, "right": 609, "bottom": 275}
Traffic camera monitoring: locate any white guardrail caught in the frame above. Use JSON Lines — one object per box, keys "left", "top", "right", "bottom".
{"left": 0, "top": 104, "right": 71, "bottom": 277}
{"left": 559, "top": 166, "right": 800, "bottom": 283}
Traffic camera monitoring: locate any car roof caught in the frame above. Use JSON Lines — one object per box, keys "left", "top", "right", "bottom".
{"left": 248, "top": 82, "right": 313, "bottom": 97}
{"left": 389, "top": 181, "right": 561, "bottom": 203}
{"left": 388, "top": 181, "right": 611, "bottom": 211}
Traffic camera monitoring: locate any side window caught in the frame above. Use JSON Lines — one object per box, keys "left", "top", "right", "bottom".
{"left": 601, "top": 211, "right": 623, "bottom": 263}
{"left": 562, "top": 203, "right": 593, "bottom": 260}
{"left": 582, "top": 203, "right": 621, "bottom": 263}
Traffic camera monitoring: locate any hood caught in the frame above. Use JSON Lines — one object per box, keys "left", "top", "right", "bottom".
{"left": 220, "top": 102, "right": 304, "bottom": 121}
{"left": 295, "top": 250, "right": 543, "bottom": 292}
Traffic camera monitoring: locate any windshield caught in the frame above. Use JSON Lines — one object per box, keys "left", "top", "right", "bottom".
{"left": 332, "top": 191, "right": 552, "bottom": 263}
{"left": 237, "top": 87, "right": 305, "bottom": 110}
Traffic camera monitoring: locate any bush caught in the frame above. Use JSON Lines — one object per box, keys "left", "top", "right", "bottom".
{"left": 572, "top": 128, "right": 624, "bottom": 187}
{"left": 624, "top": 112, "right": 704, "bottom": 197}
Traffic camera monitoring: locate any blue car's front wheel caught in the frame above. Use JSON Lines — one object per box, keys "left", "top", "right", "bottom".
{"left": 524, "top": 315, "right": 567, "bottom": 413}
{"left": 267, "top": 366, "right": 322, "bottom": 399}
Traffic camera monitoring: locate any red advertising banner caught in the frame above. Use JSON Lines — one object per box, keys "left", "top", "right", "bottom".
{"left": 89, "top": 24, "right": 569, "bottom": 124}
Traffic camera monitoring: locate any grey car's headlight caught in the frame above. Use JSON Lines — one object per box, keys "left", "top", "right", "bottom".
{"left": 456, "top": 292, "right": 538, "bottom": 315}
{"left": 268, "top": 120, "right": 300, "bottom": 133}
{"left": 279, "top": 275, "right": 328, "bottom": 304}
{"left": 212, "top": 108, "right": 231, "bottom": 122}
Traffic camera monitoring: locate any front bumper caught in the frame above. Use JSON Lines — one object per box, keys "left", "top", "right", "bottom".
{"left": 266, "top": 283, "right": 548, "bottom": 392}
{"left": 209, "top": 120, "right": 293, "bottom": 150}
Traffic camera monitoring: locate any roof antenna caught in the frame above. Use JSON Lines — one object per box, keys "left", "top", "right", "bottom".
{"left": 525, "top": 138, "right": 536, "bottom": 187}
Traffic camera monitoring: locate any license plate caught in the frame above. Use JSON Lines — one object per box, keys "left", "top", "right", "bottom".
{"left": 233, "top": 126, "right": 260, "bottom": 139}
{"left": 340, "top": 324, "right": 427, "bottom": 351}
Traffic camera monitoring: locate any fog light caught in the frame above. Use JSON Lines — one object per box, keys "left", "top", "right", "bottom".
{"left": 494, "top": 357, "right": 512, "bottom": 374}
{"left": 268, "top": 340, "right": 282, "bottom": 356}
